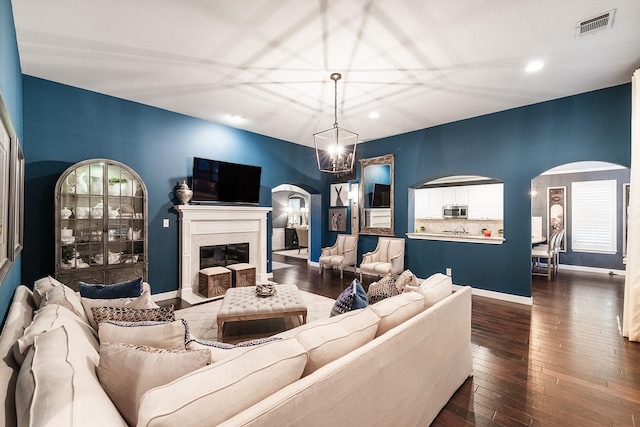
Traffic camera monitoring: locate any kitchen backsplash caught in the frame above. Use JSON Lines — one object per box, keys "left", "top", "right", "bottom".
{"left": 415, "top": 218, "right": 504, "bottom": 236}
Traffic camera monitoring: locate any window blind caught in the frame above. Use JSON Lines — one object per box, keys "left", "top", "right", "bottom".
{"left": 571, "top": 180, "right": 617, "bottom": 253}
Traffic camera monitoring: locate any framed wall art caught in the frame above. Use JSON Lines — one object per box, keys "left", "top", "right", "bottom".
{"left": 328, "top": 207, "right": 347, "bottom": 232}
{"left": 0, "top": 92, "right": 16, "bottom": 281}
{"left": 9, "top": 136, "right": 24, "bottom": 260}
{"left": 623, "top": 183, "right": 630, "bottom": 259}
{"left": 330, "top": 183, "right": 347, "bottom": 207}
{"left": 547, "top": 186, "right": 566, "bottom": 251}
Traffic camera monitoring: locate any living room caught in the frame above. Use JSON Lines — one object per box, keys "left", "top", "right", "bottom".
{"left": 1, "top": 1, "right": 640, "bottom": 425}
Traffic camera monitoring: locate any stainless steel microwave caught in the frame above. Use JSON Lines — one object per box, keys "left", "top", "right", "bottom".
{"left": 443, "top": 205, "right": 468, "bottom": 219}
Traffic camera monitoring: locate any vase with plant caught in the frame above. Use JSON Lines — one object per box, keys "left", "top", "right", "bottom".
{"left": 108, "top": 177, "right": 130, "bottom": 196}
{"left": 62, "top": 246, "right": 76, "bottom": 269}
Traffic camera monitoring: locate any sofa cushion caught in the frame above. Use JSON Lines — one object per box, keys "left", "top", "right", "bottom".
{"left": 287, "top": 307, "right": 380, "bottom": 376}
{"left": 186, "top": 336, "right": 281, "bottom": 362}
{"left": 404, "top": 273, "right": 453, "bottom": 308}
{"left": 394, "top": 269, "right": 418, "bottom": 293}
{"left": 81, "top": 288, "right": 159, "bottom": 330}
{"left": 15, "top": 326, "right": 127, "bottom": 426}
{"left": 137, "top": 338, "right": 308, "bottom": 427}
{"left": 370, "top": 291, "right": 425, "bottom": 337}
{"left": 98, "top": 342, "right": 210, "bottom": 426}
{"left": 366, "top": 274, "right": 399, "bottom": 304}
{"left": 42, "top": 283, "right": 88, "bottom": 323}
{"left": 330, "top": 278, "right": 368, "bottom": 316}
{"left": 15, "top": 303, "right": 98, "bottom": 365}
{"left": 92, "top": 306, "right": 175, "bottom": 328}
{"left": 33, "top": 275, "right": 63, "bottom": 308}
{"left": 79, "top": 277, "right": 143, "bottom": 299}
{"left": 98, "top": 319, "right": 188, "bottom": 350}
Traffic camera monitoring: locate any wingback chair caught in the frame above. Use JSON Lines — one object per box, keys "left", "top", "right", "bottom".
{"left": 318, "top": 234, "right": 358, "bottom": 279}
{"left": 359, "top": 237, "right": 405, "bottom": 282}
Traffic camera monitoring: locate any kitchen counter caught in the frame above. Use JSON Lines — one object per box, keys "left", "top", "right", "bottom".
{"left": 407, "top": 232, "right": 505, "bottom": 245}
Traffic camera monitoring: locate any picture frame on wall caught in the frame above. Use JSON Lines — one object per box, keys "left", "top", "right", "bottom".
{"left": 328, "top": 207, "right": 347, "bottom": 232}
{"left": 0, "top": 92, "right": 16, "bottom": 281}
{"left": 623, "top": 183, "right": 630, "bottom": 259}
{"left": 547, "top": 186, "right": 566, "bottom": 251}
{"left": 330, "top": 183, "right": 347, "bottom": 207}
{"left": 9, "top": 136, "right": 24, "bottom": 260}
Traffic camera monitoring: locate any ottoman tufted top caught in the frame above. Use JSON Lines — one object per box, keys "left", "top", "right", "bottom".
{"left": 217, "top": 284, "right": 307, "bottom": 317}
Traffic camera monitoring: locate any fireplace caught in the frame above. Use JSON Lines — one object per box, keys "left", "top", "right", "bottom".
{"left": 175, "top": 204, "right": 272, "bottom": 303}
{"left": 200, "top": 243, "right": 249, "bottom": 269}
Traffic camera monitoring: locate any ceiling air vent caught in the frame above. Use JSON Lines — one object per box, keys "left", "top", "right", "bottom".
{"left": 576, "top": 9, "right": 615, "bottom": 37}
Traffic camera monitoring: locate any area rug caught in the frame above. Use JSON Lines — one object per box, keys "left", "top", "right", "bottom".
{"left": 176, "top": 290, "right": 335, "bottom": 342}
{"left": 273, "top": 249, "right": 309, "bottom": 260}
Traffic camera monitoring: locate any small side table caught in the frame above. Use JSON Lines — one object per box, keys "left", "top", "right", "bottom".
{"left": 198, "top": 266, "right": 231, "bottom": 298}
{"left": 227, "top": 263, "right": 256, "bottom": 287}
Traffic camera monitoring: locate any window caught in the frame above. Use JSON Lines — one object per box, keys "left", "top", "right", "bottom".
{"left": 571, "top": 180, "right": 616, "bottom": 253}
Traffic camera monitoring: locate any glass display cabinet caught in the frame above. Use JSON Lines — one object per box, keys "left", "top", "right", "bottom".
{"left": 55, "top": 159, "right": 148, "bottom": 289}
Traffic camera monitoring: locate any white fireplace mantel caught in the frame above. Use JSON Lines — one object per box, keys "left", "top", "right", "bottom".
{"left": 175, "top": 204, "right": 272, "bottom": 304}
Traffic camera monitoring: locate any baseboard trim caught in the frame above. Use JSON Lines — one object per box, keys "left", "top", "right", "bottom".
{"left": 557, "top": 264, "right": 626, "bottom": 276}
{"left": 452, "top": 284, "right": 533, "bottom": 306}
{"left": 151, "top": 290, "right": 179, "bottom": 302}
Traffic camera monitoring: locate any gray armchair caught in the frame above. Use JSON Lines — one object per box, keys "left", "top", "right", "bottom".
{"left": 359, "top": 237, "right": 405, "bottom": 281}
{"left": 318, "top": 234, "right": 358, "bottom": 279}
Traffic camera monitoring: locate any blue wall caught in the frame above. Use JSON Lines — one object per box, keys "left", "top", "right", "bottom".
{"left": 0, "top": 0, "right": 23, "bottom": 324}
{"left": 22, "top": 76, "right": 323, "bottom": 294}
{"left": 343, "top": 84, "right": 630, "bottom": 297}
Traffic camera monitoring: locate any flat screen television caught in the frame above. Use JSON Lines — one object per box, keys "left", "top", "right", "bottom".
{"left": 192, "top": 157, "right": 262, "bottom": 204}
{"left": 370, "top": 183, "right": 391, "bottom": 208}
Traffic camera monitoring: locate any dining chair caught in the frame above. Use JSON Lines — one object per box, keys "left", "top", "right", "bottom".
{"left": 532, "top": 230, "right": 559, "bottom": 280}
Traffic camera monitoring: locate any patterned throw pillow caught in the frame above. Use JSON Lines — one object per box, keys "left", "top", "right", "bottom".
{"left": 394, "top": 269, "right": 417, "bottom": 293}
{"left": 367, "top": 274, "right": 399, "bottom": 304}
{"left": 330, "top": 279, "right": 368, "bottom": 317}
{"left": 92, "top": 305, "right": 175, "bottom": 327}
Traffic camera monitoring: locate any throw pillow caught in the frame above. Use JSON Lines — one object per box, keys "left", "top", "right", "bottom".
{"left": 404, "top": 273, "right": 453, "bottom": 309}
{"left": 98, "top": 319, "right": 188, "bottom": 350}
{"left": 394, "top": 269, "right": 417, "bottom": 293}
{"left": 366, "top": 274, "right": 399, "bottom": 304}
{"left": 187, "top": 336, "right": 282, "bottom": 363}
{"left": 32, "top": 276, "right": 63, "bottom": 308}
{"left": 98, "top": 342, "right": 210, "bottom": 426}
{"left": 330, "top": 278, "right": 368, "bottom": 316}
{"left": 81, "top": 289, "right": 158, "bottom": 330}
{"left": 79, "top": 277, "right": 143, "bottom": 299}
{"left": 92, "top": 306, "right": 175, "bottom": 328}
{"left": 42, "top": 283, "right": 89, "bottom": 323}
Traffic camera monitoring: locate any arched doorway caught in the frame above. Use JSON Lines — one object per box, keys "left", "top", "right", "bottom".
{"left": 272, "top": 184, "right": 312, "bottom": 263}
{"left": 531, "top": 161, "right": 629, "bottom": 274}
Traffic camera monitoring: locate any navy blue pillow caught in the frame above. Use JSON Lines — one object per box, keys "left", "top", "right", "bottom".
{"left": 330, "top": 278, "right": 369, "bottom": 317}
{"left": 79, "top": 277, "right": 143, "bottom": 299}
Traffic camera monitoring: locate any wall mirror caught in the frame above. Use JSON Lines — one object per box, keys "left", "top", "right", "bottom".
{"left": 360, "top": 154, "right": 394, "bottom": 235}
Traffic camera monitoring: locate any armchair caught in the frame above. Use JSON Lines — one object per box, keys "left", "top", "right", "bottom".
{"left": 319, "top": 234, "right": 358, "bottom": 279}
{"left": 359, "top": 237, "right": 405, "bottom": 282}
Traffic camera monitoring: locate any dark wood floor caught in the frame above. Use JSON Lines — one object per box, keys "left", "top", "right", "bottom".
{"left": 271, "top": 254, "right": 640, "bottom": 426}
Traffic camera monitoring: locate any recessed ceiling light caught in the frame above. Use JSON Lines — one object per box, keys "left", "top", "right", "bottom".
{"left": 227, "top": 114, "right": 244, "bottom": 123}
{"left": 525, "top": 60, "right": 544, "bottom": 73}
{"left": 369, "top": 112, "right": 379, "bottom": 119}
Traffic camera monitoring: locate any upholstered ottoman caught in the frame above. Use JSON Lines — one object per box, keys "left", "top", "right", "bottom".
{"left": 198, "top": 266, "right": 231, "bottom": 298}
{"left": 216, "top": 284, "right": 307, "bottom": 341}
{"left": 227, "top": 263, "right": 256, "bottom": 287}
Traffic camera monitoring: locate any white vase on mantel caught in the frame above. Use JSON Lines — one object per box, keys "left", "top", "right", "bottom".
{"left": 175, "top": 181, "right": 193, "bottom": 205}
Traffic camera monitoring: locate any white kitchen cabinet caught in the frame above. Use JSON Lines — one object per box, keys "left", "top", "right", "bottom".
{"left": 442, "top": 187, "right": 468, "bottom": 205}
{"left": 415, "top": 188, "right": 444, "bottom": 219}
{"left": 467, "top": 184, "right": 503, "bottom": 220}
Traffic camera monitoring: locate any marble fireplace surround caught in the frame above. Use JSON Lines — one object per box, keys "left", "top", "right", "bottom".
{"left": 175, "top": 204, "right": 272, "bottom": 304}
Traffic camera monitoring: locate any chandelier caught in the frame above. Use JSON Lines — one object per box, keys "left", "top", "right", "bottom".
{"left": 314, "top": 73, "right": 358, "bottom": 174}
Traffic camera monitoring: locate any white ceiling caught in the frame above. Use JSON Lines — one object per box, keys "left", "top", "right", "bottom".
{"left": 11, "top": 1, "right": 640, "bottom": 147}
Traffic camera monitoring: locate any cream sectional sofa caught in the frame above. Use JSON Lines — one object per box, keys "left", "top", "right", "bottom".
{"left": 0, "top": 277, "right": 473, "bottom": 426}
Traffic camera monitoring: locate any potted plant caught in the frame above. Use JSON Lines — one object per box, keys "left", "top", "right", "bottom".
{"left": 61, "top": 246, "right": 76, "bottom": 269}
{"left": 108, "top": 177, "right": 129, "bottom": 196}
